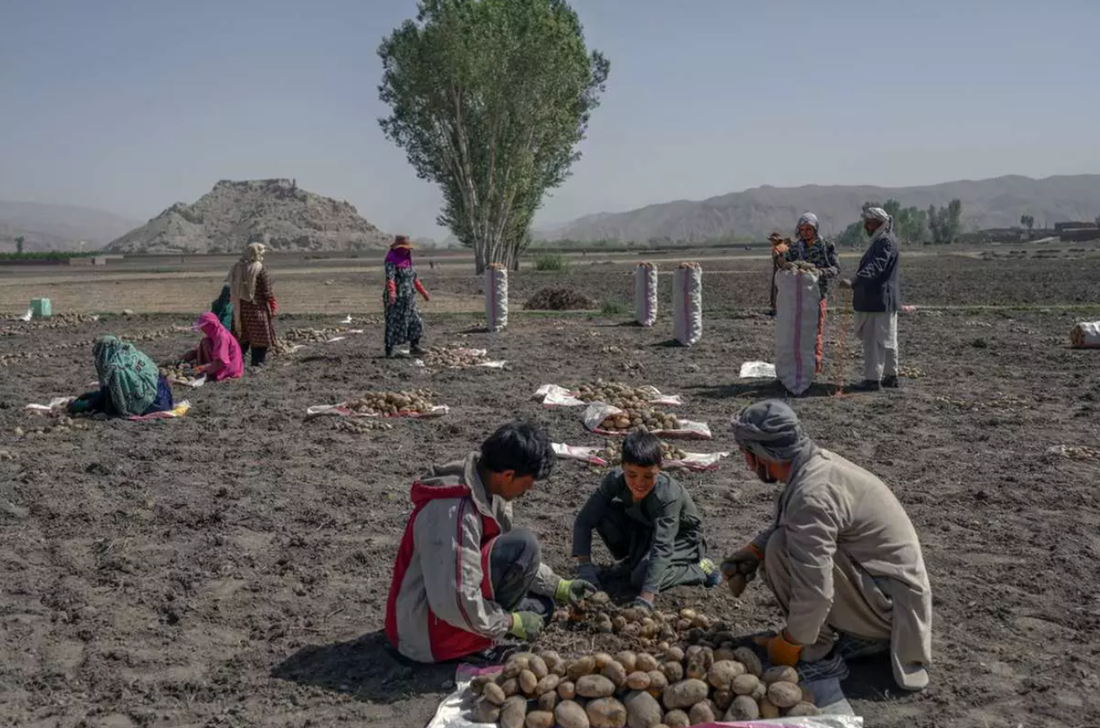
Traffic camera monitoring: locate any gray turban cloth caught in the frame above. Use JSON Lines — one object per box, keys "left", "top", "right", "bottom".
{"left": 731, "top": 399, "right": 811, "bottom": 462}
{"left": 862, "top": 206, "right": 894, "bottom": 240}
{"left": 796, "top": 212, "right": 820, "bottom": 235}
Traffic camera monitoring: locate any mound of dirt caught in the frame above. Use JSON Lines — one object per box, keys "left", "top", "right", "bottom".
{"left": 106, "top": 179, "right": 392, "bottom": 254}
{"left": 524, "top": 287, "right": 595, "bottom": 311}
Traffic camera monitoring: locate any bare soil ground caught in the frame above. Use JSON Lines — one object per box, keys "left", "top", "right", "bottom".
{"left": 1, "top": 252, "right": 1099, "bottom": 728}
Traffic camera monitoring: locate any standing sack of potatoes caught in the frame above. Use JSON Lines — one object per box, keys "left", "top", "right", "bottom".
{"left": 672, "top": 262, "right": 702, "bottom": 346}
{"left": 1070, "top": 320, "right": 1100, "bottom": 348}
{"left": 635, "top": 262, "right": 658, "bottom": 327}
{"left": 485, "top": 263, "right": 509, "bottom": 332}
{"left": 775, "top": 267, "right": 821, "bottom": 395}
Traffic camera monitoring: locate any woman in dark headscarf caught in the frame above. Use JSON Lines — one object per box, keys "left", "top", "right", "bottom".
{"left": 210, "top": 284, "right": 234, "bottom": 331}
{"left": 228, "top": 242, "right": 278, "bottom": 367}
{"left": 383, "top": 235, "right": 431, "bottom": 358}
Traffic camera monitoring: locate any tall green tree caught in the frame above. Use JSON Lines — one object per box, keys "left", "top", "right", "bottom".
{"left": 378, "top": 0, "right": 610, "bottom": 273}
{"left": 15, "top": 236, "right": 24, "bottom": 255}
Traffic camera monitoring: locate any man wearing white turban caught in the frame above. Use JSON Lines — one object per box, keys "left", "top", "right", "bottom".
{"left": 840, "top": 207, "right": 901, "bottom": 390}
{"left": 723, "top": 400, "right": 933, "bottom": 692}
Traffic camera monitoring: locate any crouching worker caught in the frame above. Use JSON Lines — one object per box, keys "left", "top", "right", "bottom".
{"left": 385, "top": 421, "right": 596, "bottom": 663}
{"left": 724, "top": 400, "right": 933, "bottom": 691}
{"left": 572, "top": 432, "right": 720, "bottom": 612}
{"left": 182, "top": 312, "right": 243, "bottom": 381}
{"left": 69, "top": 336, "right": 174, "bottom": 417}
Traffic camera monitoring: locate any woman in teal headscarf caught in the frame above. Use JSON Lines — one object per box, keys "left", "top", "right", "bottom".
{"left": 69, "top": 335, "right": 174, "bottom": 417}
{"left": 210, "top": 284, "right": 234, "bottom": 331}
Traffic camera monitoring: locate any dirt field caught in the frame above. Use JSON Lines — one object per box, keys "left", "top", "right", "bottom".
{"left": 2, "top": 251, "right": 1099, "bottom": 728}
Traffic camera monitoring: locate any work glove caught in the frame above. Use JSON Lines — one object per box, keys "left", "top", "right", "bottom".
{"left": 386, "top": 280, "right": 397, "bottom": 306}
{"left": 509, "top": 612, "right": 545, "bottom": 642}
{"left": 413, "top": 279, "right": 431, "bottom": 302}
{"left": 269, "top": 296, "right": 279, "bottom": 316}
{"left": 631, "top": 595, "right": 655, "bottom": 612}
{"left": 576, "top": 562, "right": 601, "bottom": 590}
{"left": 755, "top": 629, "right": 802, "bottom": 667}
{"left": 555, "top": 578, "right": 597, "bottom": 607}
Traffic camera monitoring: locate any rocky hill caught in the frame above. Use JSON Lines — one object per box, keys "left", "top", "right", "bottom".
{"left": 0, "top": 201, "right": 139, "bottom": 252}
{"left": 106, "top": 179, "right": 391, "bottom": 254}
{"left": 539, "top": 174, "right": 1100, "bottom": 242}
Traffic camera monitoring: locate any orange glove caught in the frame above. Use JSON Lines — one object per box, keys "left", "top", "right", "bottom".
{"left": 269, "top": 296, "right": 279, "bottom": 317}
{"left": 414, "top": 279, "right": 430, "bottom": 302}
{"left": 386, "top": 280, "right": 397, "bottom": 306}
{"left": 755, "top": 629, "right": 802, "bottom": 666}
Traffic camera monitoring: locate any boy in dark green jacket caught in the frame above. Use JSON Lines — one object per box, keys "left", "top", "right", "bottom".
{"left": 572, "top": 432, "right": 719, "bottom": 610}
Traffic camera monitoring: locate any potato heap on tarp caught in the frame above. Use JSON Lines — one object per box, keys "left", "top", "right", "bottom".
{"left": 349, "top": 389, "right": 435, "bottom": 416}
{"left": 469, "top": 600, "right": 821, "bottom": 726}
{"left": 159, "top": 361, "right": 199, "bottom": 381}
{"left": 422, "top": 346, "right": 488, "bottom": 368}
{"left": 334, "top": 418, "right": 394, "bottom": 434}
{"left": 598, "top": 409, "right": 680, "bottom": 434}
{"left": 596, "top": 440, "right": 688, "bottom": 467}
{"left": 16, "top": 415, "right": 91, "bottom": 437}
{"left": 573, "top": 381, "right": 663, "bottom": 410}
{"left": 281, "top": 326, "right": 350, "bottom": 344}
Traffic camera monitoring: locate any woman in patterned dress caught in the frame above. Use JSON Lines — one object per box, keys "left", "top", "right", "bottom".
{"left": 229, "top": 242, "right": 278, "bottom": 367}
{"left": 383, "top": 235, "right": 430, "bottom": 358}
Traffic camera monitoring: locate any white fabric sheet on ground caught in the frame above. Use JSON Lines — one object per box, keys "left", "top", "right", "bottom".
{"left": 581, "top": 402, "right": 712, "bottom": 440}
{"left": 740, "top": 361, "right": 777, "bottom": 379}
{"left": 535, "top": 383, "right": 682, "bottom": 407}
{"left": 426, "top": 664, "right": 861, "bottom": 728}
{"left": 25, "top": 397, "right": 75, "bottom": 413}
{"left": 553, "top": 441, "right": 729, "bottom": 471}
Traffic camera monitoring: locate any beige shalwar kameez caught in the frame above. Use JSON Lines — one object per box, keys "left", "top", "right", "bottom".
{"left": 751, "top": 444, "right": 933, "bottom": 690}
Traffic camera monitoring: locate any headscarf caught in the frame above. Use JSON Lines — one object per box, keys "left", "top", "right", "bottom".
{"left": 862, "top": 206, "right": 894, "bottom": 243}
{"left": 796, "top": 213, "right": 820, "bottom": 241}
{"left": 229, "top": 243, "right": 265, "bottom": 334}
{"left": 92, "top": 335, "right": 159, "bottom": 416}
{"left": 731, "top": 399, "right": 810, "bottom": 462}
{"left": 194, "top": 312, "right": 243, "bottom": 381}
{"left": 211, "top": 284, "right": 233, "bottom": 331}
{"left": 385, "top": 235, "right": 413, "bottom": 269}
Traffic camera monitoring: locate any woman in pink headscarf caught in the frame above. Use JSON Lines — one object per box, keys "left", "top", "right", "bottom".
{"left": 183, "top": 312, "right": 244, "bottom": 381}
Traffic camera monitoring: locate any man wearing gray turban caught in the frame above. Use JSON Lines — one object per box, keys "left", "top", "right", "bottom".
{"left": 723, "top": 400, "right": 933, "bottom": 692}
{"left": 840, "top": 207, "right": 901, "bottom": 390}
{"left": 778, "top": 212, "right": 840, "bottom": 373}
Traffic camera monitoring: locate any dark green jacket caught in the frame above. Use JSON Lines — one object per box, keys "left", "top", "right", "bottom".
{"left": 573, "top": 470, "right": 706, "bottom": 594}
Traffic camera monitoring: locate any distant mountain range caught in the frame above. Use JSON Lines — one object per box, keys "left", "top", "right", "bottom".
{"left": 537, "top": 174, "right": 1100, "bottom": 242}
{"left": 0, "top": 201, "right": 139, "bottom": 252}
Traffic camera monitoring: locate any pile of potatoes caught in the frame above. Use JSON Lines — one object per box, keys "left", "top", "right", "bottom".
{"left": 598, "top": 409, "right": 680, "bottom": 434}
{"left": 596, "top": 440, "right": 688, "bottom": 467}
{"left": 470, "top": 643, "right": 819, "bottom": 727}
{"left": 574, "top": 381, "right": 662, "bottom": 411}
{"left": 780, "top": 260, "right": 820, "bottom": 275}
{"left": 422, "top": 346, "right": 488, "bottom": 368}
{"left": 349, "top": 389, "right": 435, "bottom": 416}
{"left": 335, "top": 418, "right": 394, "bottom": 434}
{"left": 282, "top": 326, "right": 349, "bottom": 344}
{"left": 15, "top": 416, "right": 90, "bottom": 437}
{"left": 159, "top": 361, "right": 199, "bottom": 381}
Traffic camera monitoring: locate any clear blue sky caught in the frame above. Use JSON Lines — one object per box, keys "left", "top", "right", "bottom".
{"left": 2, "top": 0, "right": 1098, "bottom": 239}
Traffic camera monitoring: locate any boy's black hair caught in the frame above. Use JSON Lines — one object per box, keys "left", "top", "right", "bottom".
{"left": 621, "top": 431, "right": 663, "bottom": 468}
{"left": 480, "top": 420, "right": 555, "bottom": 480}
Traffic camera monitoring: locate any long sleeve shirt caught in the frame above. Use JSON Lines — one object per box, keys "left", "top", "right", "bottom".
{"left": 784, "top": 237, "right": 841, "bottom": 297}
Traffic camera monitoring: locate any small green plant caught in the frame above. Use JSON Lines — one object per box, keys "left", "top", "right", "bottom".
{"left": 534, "top": 253, "right": 568, "bottom": 272}
{"left": 600, "top": 298, "right": 628, "bottom": 315}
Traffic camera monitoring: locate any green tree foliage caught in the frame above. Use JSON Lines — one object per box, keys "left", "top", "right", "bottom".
{"left": 15, "top": 236, "right": 24, "bottom": 254}
{"left": 926, "top": 198, "right": 964, "bottom": 243}
{"left": 839, "top": 199, "right": 928, "bottom": 247}
{"left": 377, "top": 0, "right": 610, "bottom": 273}
{"left": 1020, "top": 214, "right": 1035, "bottom": 236}
{"left": 836, "top": 220, "right": 866, "bottom": 249}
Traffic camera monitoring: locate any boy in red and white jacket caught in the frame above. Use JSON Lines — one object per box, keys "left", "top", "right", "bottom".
{"left": 385, "top": 421, "right": 595, "bottom": 663}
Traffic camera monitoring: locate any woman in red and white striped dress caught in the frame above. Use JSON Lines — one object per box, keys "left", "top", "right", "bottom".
{"left": 229, "top": 242, "right": 278, "bottom": 367}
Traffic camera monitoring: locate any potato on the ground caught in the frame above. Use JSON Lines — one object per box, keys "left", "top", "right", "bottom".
{"left": 623, "top": 690, "right": 662, "bottom": 728}
{"left": 576, "top": 674, "right": 617, "bottom": 698}
{"left": 661, "top": 678, "right": 708, "bottom": 710}
{"left": 525, "top": 710, "right": 555, "bottom": 728}
{"left": 763, "top": 665, "right": 799, "bottom": 685}
{"left": 660, "top": 661, "right": 683, "bottom": 683}
{"left": 635, "top": 653, "right": 659, "bottom": 673}
{"left": 483, "top": 681, "right": 506, "bottom": 706}
{"left": 663, "top": 646, "right": 684, "bottom": 663}
{"left": 626, "top": 671, "right": 650, "bottom": 691}
{"left": 567, "top": 656, "right": 597, "bottom": 681}
{"left": 712, "top": 689, "right": 733, "bottom": 711}
{"left": 662, "top": 710, "right": 689, "bottom": 728}
{"left": 535, "top": 674, "right": 559, "bottom": 695}
{"left": 688, "top": 701, "right": 716, "bottom": 725}
{"left": 555, "top": 700, "right": 590, "bottom": 728}
{"left": 759, "top": 697, "right": 781, "bottom": 718}
{"left": 732, "top": 647, "right": 763, "bottom": 677}
{"left": 786, "top": 701, "right": 822, "bottom": 717}
{"left": 767, "top": 680, "right": 803, "bottom": 708}
{"left": 731, "top": 672, "right": 760, "bottom": 696}
{"left": 602, "top": 660, "right": 627, "bottom": 688}
{"left": 537, "top": 690, "right": 557, "bottom": 712}
{"left": 528, "top": 654, "right": 549, "bottom": 680}
{"left": 645, "top": 670, "right": 668, "bottom": 698}
{"left": 557, "top": 680, "right": 576, "bottom": 700}
{"left": 724, "top": 695, "right": 760, "bottom": 721}
{"left": 500, "top": 695, "right": 528, "bottom": 728}
{"left": 586, "top": 697, "right": 628, "bottom": 728}
{"left": 519, "top": 669, "right": 538, "bottom": 695}
{"left": 615, "top": 651, "right": 638, "bottom": 672}
{"left": 593, "top": 652, "right": 614, "bottom": 669}
{"left": 706, "top": 660, "right": 745, "bottom": 689}
{"left": 501, "top": 678, "right": 519, "bottom": 697}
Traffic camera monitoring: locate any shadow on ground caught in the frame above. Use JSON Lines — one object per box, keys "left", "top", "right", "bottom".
{"left": 686, "top": 381, "right": 840, "bottom": 400}
{"left": 273, "top": 630, "right": 454, "bottom": 704}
